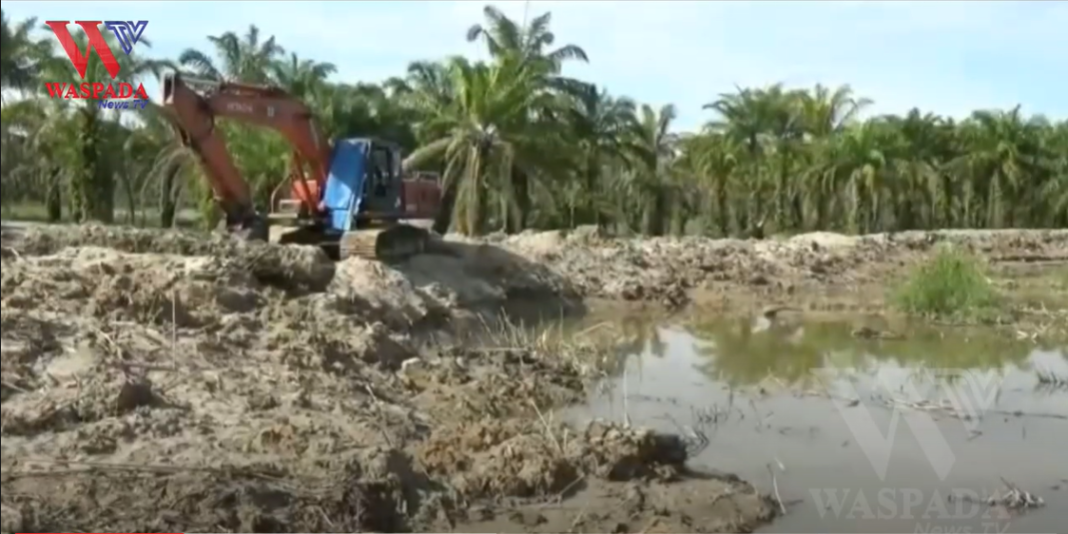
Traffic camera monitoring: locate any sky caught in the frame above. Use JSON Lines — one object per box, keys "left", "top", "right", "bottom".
{"left": 5, "top": 0, "right": 1066, "bottom": 131}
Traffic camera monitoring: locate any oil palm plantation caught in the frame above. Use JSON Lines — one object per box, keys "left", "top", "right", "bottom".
{"left": 403, "top": 55, "right": 564, "bottom": 235}
{"left": 0, "top": 10, "right": 49, "bottom": 99}
{"left": 1, "top": 4, "right": 1065, "bottom": 238}
{"left": 29, "top": 23, "right": 164, "bottom": 222}
{"left": 177, "top": 24, "right": 284, "bottom": 84}
{"left": 566, "top": 86, "right": 639, "bottom": 228}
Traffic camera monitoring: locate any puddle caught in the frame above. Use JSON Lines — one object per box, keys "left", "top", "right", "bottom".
{"left": 565, "top": 316, "right": 1067, "bottom": 533}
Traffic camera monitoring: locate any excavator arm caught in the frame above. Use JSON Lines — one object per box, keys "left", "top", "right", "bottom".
{"left": 160, "top": 72, "right": 332, "bottom": 230}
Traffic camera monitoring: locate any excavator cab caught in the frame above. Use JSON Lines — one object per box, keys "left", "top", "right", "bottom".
{"left": 319, "top": 138, "right": 430, "bottom": 260}
{"left": 320, "top": 138, "right": 402, "bottom": 232}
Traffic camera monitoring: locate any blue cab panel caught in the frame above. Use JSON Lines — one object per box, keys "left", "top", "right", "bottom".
{"left": 321, "top": 138, "right": 370, "bottom": 232}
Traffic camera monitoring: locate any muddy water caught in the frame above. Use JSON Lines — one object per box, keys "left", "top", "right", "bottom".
{"left": 564, "top": 317, "right": 1067, "bottom": 533}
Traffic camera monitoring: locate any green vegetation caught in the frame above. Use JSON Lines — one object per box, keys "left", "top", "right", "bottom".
{"left": 3, "top": 6, "right": 1067, "bottom": 235}
{"left": 1035, "top": 367, "right": 1067, "bottom": 388}
{"left": 892, "top": 245, "right": 1000, "bottom": 319}
{"left": 683, "top": 316, "right": 1032, "bottom": 386}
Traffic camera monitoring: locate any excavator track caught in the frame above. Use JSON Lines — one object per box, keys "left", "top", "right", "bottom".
{"left": 338, "top": 224, "right": 430, "bottom": 262}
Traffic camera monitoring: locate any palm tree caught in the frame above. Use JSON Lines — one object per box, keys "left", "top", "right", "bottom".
{"left": 798, "top": 84, "right": 872, "bottom": 138}
{"left": 175, "top": 25, "right": 289, "bottom": 222}
{"left": 404, "top": 56, "right": 558, "bottom": 235}
{"left": 702, "top": 86, "right": 783, "bottom": 233}
{"left": 807, "top": 121, "right": 895, "bottom": 233}
{"left": 119, "top": 103, "right": 198, "bottom": 227}
{"left": 618, "top": 103, "right": 678, "bottom": 236}
{"left": 947, "top": 107, "right": 1043, "bottom": 228}
{"left": 566, "top": 85, "right": 639, "bottom": 227}
{"left": 465, "top": 5, "right": 588, "bottom": 68}
{"left": 682, "top": 132, "right": 740, "bottom": 235}
{"left": 0, "top": 10, "right": 50, "bottom": 100}
{"left": 1, "top": 100, "right": 73, "bottom": 220}
{"left": 32, "top": 23, "right": 164, "bottom": 223}
{"left": 177, "top": 25, "right": 284, "bottom": 83}
{"left": 6, "top": 12, "right": 1068, "bottom": 240}
{"left": 1039, "top": 121, "right": 1068, "bottom": 227}
{"left": 881, "top": 109, "right": 949, "bottom": 229}
{"left": 462, "top": 6, "right": 595, "bottom": 231}
{"left": 271, "top": 52, "right": 336, "bottom": 100}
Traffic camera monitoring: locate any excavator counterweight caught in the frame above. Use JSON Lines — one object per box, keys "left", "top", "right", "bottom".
{"left": 160, "top": 72, "right": 440, "bottom": 261}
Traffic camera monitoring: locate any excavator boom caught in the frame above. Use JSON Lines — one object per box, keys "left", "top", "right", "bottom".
{"left": 161, "top": 73, "right": 331, "bottom": 228}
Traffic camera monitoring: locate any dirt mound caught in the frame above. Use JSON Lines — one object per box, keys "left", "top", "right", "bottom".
{"left": 1, "top": 225, "right": 771, "bottom": 532}
{"left": 418, "top": 418, "right": 693, "bottom": 501}
{"left": 414, "top": 418, "right": 773, "bottom": 534}
{"left": 0, "top": 322, "right": 768, "bottom": 532}
{"left": 494, "top": 228, "right": 1068, "bottom": 310}
{"left": 4, "top": 224, "right": 579, "bottom": 320}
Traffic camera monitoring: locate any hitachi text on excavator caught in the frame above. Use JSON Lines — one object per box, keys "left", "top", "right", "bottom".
{"left": 160, "top": 72, "right": 442, "bottom": 261}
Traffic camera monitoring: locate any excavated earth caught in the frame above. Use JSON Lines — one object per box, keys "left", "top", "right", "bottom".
{"left": 1, "top": 224, "right": 1066, "bottom": 533}
{"left": 487, "top": 227, "right": 1068, "bottom": 313}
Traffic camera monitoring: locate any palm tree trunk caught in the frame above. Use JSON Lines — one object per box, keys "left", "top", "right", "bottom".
{"left": 159, "top": 166, "right": 181, "bottom": 228}
{"left": 776, "top": 152, "right": 790, "bottom": 230}
{"left": 584, "top": 152, "right": 600, "bottom": 227}
{"left": 433, "top": 177, "right": 459, "bottom": 235}
{"left": 45, "top": 168, "right": 63, "bottom": 222}
{"left": 73, "top": 108, "right": 114, "bottom": 223}
{"left": 121, "top": 173, "right": 137, "bottom": 225}
{"left": 643, "top": 188, "right": 667, "bottom": 236}
{"left": 509, "top": 165, "right": 529, "bottom": 233}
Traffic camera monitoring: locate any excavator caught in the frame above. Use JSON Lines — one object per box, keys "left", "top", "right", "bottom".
{"left": 160, "top": 72, "right": 442, "bottom": 261}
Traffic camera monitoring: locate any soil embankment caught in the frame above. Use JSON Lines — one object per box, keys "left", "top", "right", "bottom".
{"left": 1, "top": 224, "right": 1064, "bottom": 532}
{"left": 492, "top": 227, "right": 1067, "bottom": 313}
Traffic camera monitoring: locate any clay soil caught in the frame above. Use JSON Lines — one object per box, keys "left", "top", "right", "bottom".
{"left": 1, "top": 224, "right": 1065, "bottom": 533}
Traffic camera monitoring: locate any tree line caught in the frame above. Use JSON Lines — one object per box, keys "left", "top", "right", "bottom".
{"left": 2, "top": 6, "right": 1066, "bottom": 236}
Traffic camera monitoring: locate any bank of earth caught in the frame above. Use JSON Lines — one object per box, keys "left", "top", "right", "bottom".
{"left": 1, "top": 224, "right": 1064, "bottom": 533}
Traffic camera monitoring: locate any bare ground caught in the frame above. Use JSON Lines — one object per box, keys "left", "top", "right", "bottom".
{"left": 493, "top": 227, "right": 1068, "bottom": 337}
{"left": 1, "top": 224, "right": 1065, "bottom": 533}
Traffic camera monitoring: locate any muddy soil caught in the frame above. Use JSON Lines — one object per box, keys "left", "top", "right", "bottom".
{"left": 489, "top": 228, "right": 1068, "bottom": 341}
{"left": 2, "top": 224, "right": 1062, "bottom": 532}
{"left": 492, "top": 227, "right": 1067, "bottom": 307}
{"left": 1, "top": 225, "right": 775, "bottom": 533}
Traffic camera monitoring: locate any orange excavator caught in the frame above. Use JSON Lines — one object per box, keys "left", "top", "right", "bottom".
{"left": 160, "top": 72, "right": 442, "bottom": 261}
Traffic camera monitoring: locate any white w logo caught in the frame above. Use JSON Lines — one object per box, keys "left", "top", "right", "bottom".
{"left": 825, "top": 367, "right": 1003, "bottom": 481}
{"left": 929, "top": 369, "right": 1003, "bottom": 432}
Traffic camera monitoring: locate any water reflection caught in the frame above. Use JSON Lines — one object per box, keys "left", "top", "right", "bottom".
{"left": 681, "top": 316, "right": 1040, "bottom": 387}
{"left": 565, "top": 315, "right": 1067, "bottom": 534}
{"left": 611, "top": 314, "right": 669, "bottom": 359}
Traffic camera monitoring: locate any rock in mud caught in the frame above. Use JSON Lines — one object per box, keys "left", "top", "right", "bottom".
{"left": 571, "top": 421, "right": 689, "bottom": 481}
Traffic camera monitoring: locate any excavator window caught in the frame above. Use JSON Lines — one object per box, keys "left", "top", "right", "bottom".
{"left": 369, "top": 144, "right": 393, "bottom": 197}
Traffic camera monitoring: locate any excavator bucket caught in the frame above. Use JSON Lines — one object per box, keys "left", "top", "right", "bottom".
{"left": 338, "top": 224, "right": 430, "bottom": 261}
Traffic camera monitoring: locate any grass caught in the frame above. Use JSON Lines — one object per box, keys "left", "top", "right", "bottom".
{"left": 1035, "top": 368, "right": 1067, "bottom": 386}
{"left": 0, "top": 202, "right": 53, "bottom": 222}
{"left": 892, "top": 244, "right": 1001, "bottom": 321}
{"left": 1, "top": 201, "right": 200, "bottom": 228}
{"left": 472, "top": 314, "right": 622, "bottom": 377}
{"left": 1034, "top": 367, "right": 1068, "bottom": 394}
